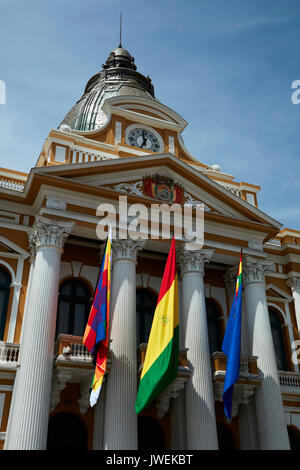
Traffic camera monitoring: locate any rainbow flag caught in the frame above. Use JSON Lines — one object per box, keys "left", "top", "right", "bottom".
{"left": 135, "top": 237, "right": 179, "bottom": 414}
{"left": 222, "top": 250, "right": 243, "bottom": 420}
{"left": 83, "top": 226, "right": 112, "bottom": 407}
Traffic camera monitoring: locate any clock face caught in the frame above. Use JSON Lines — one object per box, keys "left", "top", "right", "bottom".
{"left": 127, "top": 128, "right": 161, "bottom": 152}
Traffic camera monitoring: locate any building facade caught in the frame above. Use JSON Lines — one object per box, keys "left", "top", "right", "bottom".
{"left": 0, "top": 44, "right": 300, "bottom": 450}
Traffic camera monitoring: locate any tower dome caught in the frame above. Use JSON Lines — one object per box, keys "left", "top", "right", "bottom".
{"left": 59, "top": 45, "right": 157, "bottom": 132}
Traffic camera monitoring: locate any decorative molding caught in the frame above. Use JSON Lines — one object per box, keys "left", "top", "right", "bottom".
{"left": 155, "top": 376, "right": 187, "bottom": 419}
{"left": 287, "top": 276, "right": 300, "bottom": 292}
{"left": 78, "top": 378, "right": 92, "bottom": 415}
{"left": 115, "top": 121, "right": 122, "bottom": 145}
{"left": 50, "top": 369, "right": 73, "bottom": 413}
{"left": 46, "top": 197, "right": 67, "bottom": 211}
{"left": 28, "top": 216, "right": 74, "bottom": 252}
{"left": 110, "top": 178, "right": 212, "bottom": 212}
{"left": 178, "top": 248, "right": 214, "bottom": 274}
{"left": 213, "top": 381, "right": 260, "bottom": 418}
{"left": 143, "top": 174, "right": 184, "bottom": 204}
{"left": 223, "top": 264, "right": 238, "bottom": 295}
{"left": 113, "top": 181, "right": 144, "bottom": 197}
{"left": 243, "top": 256, "right": 275, "bottom": 285}
{"left": 248, "top": 240, "right": 263, "bottom": 251}
{"left": 112, "top": 239, "right": 146, "bottom": 263}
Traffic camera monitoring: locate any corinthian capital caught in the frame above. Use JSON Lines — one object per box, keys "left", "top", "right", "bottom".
{"left": 28, "top": 216, "right": 74, "bottom": 251}
{"left": 178, "top": 248, "right": 214, "bottom": 274}
{"left": 112, "top": 239, "right": 146, "bottom": 264}
{"left": 287, "top": 276, "right": 300, "bottom": 292}
{"left": 243, "top": 256, "right": 275, "bottom": 285}
{"left": 223, "top": 264, "right": 238, "bottom": 295}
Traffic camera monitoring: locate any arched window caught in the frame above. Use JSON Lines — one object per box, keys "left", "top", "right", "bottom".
{"left": 288, "top": 425, "right": 300, "bottom": 450}
{"left": 206, "top": 298, "right": 222, "bottom": 354}
{"left": 268, "top": 307, "right": 288, "bottom": 371}
{"left": 47, "top": 412, "right": 88, "bottom": 450}
{"left": 136, "top": 289, "right": 158, "bottom": 345}
{"left": 0, "top": 267, "right": 11, "bottom": 340}
{"left": 56, "top": 279, "right": 91, "bottom": 337}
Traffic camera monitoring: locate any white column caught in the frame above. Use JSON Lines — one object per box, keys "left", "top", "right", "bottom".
{"left": 287, "top": 276, "right": 300, "bottom": 335}
{"left": 178, "top": 248, "right": 218, "bottom": 450}
{"left": 7, "top": 257, "right": 24, "bottom": 342}
{"left": 243, "top": 256, "right": 290, "bottom": 450}
{"left": 103, "top": 239, "right": 145, "bottom": 450}
{"left": 4, "top": 216, "right": 73, "bottom": 450}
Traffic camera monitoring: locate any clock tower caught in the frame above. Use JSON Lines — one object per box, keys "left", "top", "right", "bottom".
{"left": 49, "top": 43, "right": 214, "bottom": 170}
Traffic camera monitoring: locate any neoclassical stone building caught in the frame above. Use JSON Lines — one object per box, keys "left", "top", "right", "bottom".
{"left": 0, "top": 44, "right": 300, "bottom": 450}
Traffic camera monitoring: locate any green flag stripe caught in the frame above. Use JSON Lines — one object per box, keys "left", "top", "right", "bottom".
{"left": 135, "top": 325, "right": 179, "bottom": 414}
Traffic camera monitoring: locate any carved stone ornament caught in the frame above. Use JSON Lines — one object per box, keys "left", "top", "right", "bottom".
{"left": 243, "top": 256, "right": 275, "bottom": 285}
{"left": 223, "top": 265, "right": 239, "bottom": 295}
{"left": 78, "top": 378, "right": 93, "bottom": 415}
{"left": 28, "top": 216, "right": 74, "bottom": 251}
{"left": 155, "top": 377, "right": 187, "bottom": 419}
{"left": 287, "top": 276, "right": 300, "bottom": 291}
{"left": 143, "top": 174, "right": 184, "bottom": 204}
{"left": 178, "top": 248, "right": 214, "bottom": 274}
{"left": 50, "top": 369, "right": 72, "bottom": 413}
{"left": 113, "top": 181, "right": 144, "bottom": 197}
{"left": 213, "top": 381, "right": 260, "bottom": 419}
{"left": 111, "top": 178, "right": 209, "bottom": 211}
{"left": 112, "top": 239, "right": 146, "bottom": 263}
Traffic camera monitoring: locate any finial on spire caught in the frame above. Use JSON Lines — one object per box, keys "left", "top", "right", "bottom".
{"left": 119, "top": 11, "right": 123, "bottom": 47}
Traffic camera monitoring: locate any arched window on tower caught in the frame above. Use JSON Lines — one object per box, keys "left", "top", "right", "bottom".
{"left": 206, "top": 298, "right": 223, "bottom": 355}
{"left": 0, "top": 267, "right": 11, "bottom": 340}
{"left": 56, "top": 279, "right": 91, "bottom": 337}
{"left": 268, "top": 307, "right": 288, "bottom": 371}
{"left": 136, "top": 288, "right": 158, "bottom": 346}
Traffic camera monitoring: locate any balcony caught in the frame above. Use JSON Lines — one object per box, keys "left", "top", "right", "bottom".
{"left": 52, "top": 334, "right": 112, "bottom": 414}
{"left": 211, "top": 351, "right": 263, "bottom": 418}
{"left": 54, "top": 334, "right": 93, "bottom": 365}
{"left": 137, "top": 343, "right": 191, "bottom": 418}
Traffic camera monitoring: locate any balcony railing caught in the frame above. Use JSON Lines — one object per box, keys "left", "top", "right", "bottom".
{"left": 0, "top": 342, "right": 20, "bottom": 368}
{"left": 211, "top": 351, "right": 263, "bottom": 418}
{"left": 279, "top": 371, "right": 300, "bottom": 394}
{"left": 54, "top": 334, "right": 93, "bottom": 364}
{"left": 0, "top": 179, "right": 25, "bottom": 191}
{"left": 211, "top": 351, "right": 262, "bottom": 379}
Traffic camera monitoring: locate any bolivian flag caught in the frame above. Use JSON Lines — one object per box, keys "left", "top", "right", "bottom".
{"left": 135, "top": 237, "right": 179, "bottom": 414}
{"left": 83, "top": 226, "right": 112, "bottom": 407}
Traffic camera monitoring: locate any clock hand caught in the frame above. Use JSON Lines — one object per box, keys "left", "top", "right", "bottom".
{"left": 140, "top": 131, "right": 147, "bottom": 148}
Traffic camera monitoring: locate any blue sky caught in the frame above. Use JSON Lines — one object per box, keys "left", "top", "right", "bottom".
{"left": 0, "top": 0, "right": 299, "bottom": 229}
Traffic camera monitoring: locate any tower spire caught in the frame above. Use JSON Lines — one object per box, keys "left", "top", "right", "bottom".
{"left": 119, "top": 11, "right": 122, "bottom": 47}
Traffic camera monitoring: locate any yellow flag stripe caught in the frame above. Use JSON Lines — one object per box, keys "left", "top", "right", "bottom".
{"left": 141, "top": 275, "right": 179, "bottom": 380}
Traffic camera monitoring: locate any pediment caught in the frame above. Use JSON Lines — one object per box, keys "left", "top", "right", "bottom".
{"left": 32, "top": 153, "right": 282, "bottom": 231}
{"left": 0, "top": 236, "right": 29, "bottom": 258}
{"left": 266, "top": 284, "right": 292, "bottom": 302}
{"left": 103, "top": 96, "right": 188, "bottom": 132}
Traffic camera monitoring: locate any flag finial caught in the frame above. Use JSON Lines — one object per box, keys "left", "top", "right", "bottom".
{"left": 119, "top": 11, "right": 123, "bottom": 47}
